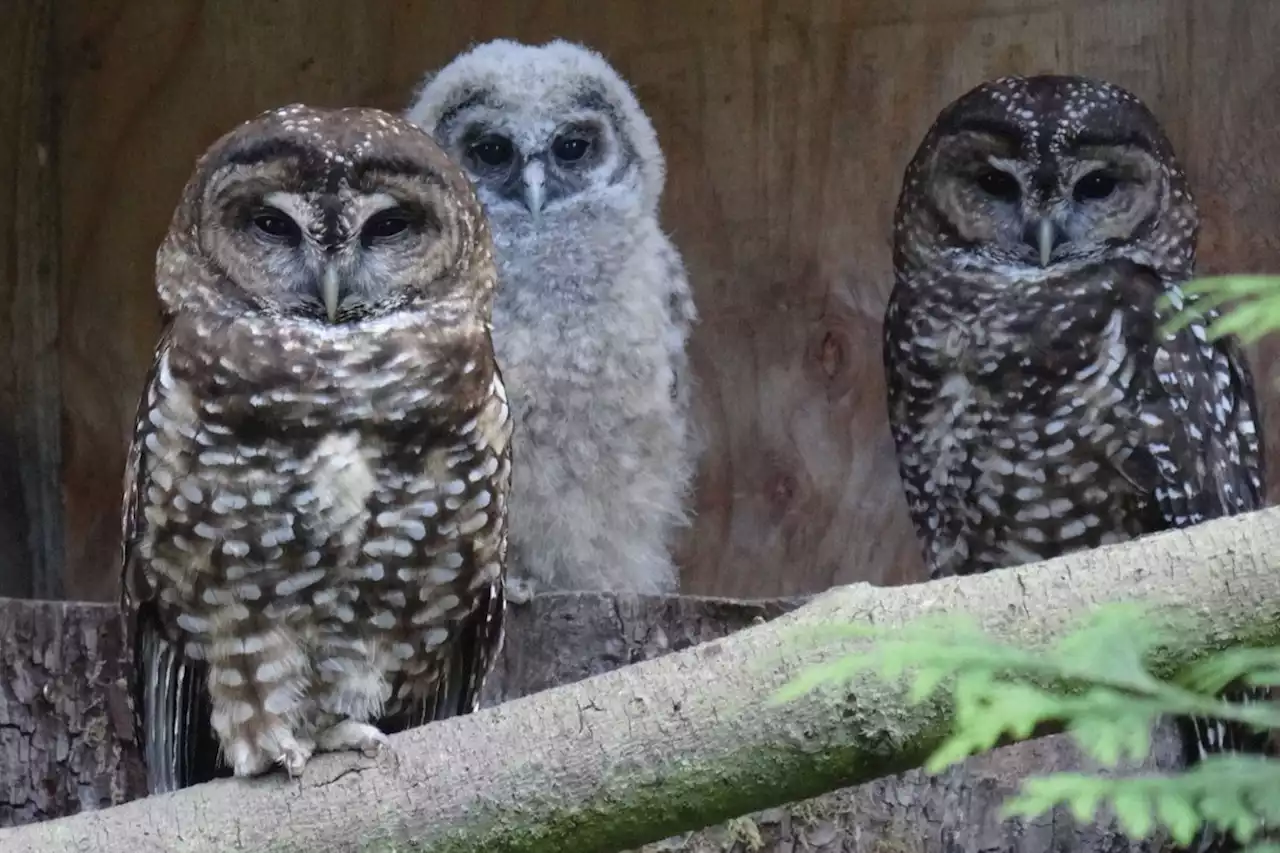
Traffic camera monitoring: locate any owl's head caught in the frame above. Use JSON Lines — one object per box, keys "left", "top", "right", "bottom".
{"left": 894, "top": 75, "right": 1197, "bottom": 279}
{"left": 405, "top": 39, "right": 665, "bottom": 231}
{"left": 159, "top": 104, "right": 495, "bottom": 325}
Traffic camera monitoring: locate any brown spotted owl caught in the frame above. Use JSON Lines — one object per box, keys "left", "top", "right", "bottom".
{"left": 883, "top": 75, "right": 1269, "bottom": 852}
{"left": 120, "top": 104, "right": 512, "bottom": 793}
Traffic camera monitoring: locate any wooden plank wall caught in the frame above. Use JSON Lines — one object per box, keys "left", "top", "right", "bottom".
{"left": 0, "top": 0, "right": 63, "bottom": 600}
{"left": 41, "top": 0, "right": 1280, "bottom": 602}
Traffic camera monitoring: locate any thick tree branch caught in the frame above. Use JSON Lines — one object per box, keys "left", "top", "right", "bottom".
{"left": 5, "top": 507, "right": 1280, "bottom": 853}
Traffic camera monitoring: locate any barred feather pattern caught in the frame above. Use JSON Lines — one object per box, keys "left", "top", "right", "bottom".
{"left": 122, "top": 309, "right": 512, "bottom": 788}
{"left": 885, "top": 75, "right": 1272, "bottom": 853}
{"left": 885, "top": 260, "right": 1265, "bottom": 576}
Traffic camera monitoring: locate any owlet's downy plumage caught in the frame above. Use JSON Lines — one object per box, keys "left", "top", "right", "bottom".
{"left": 406, "top": 39, "right": 699, "bottom": 602}
{"left": 884, "top": 75, "right": 1270, "bottom": 852}
{"left": 120, "top": 104, "right": 512, "bottom": 792}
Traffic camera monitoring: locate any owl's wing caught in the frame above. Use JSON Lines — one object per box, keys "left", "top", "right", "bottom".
{"left": 401, "top": 574, "right": 506, "bottom": 728}
{"left": 1083, "top": 266, "right": 1274, "bottom": 767}
{"left": 120, "top": 326, "right": 222, "bottom": 793}
{"left": 1100, "top": 271, "right": 1267, "bottom": 526}
{"left": 1152, "top": 318, "right": 1266, "bottom": 519}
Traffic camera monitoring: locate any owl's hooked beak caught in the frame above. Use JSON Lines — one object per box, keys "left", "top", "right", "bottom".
{"left": 321, "top": 263, "right": 342, "bottom": 323}
{"left": 1036, "top": 217, "right": 1055, "bottom": 267}
{"left": 521, "top": 159, "right": 546, "bottom": 223}
{"left": 1024, "top": 217, "right": 1066, "bottom": 268}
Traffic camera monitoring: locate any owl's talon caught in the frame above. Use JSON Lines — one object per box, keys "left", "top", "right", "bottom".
{"left": 228, "top": 730, "right": 313, "bottom": 779}
{"left": 280, "top": 749, "right": 308, "bottom": 778}
{"left": 315, "top": 720, "right": 390, "bottom": 758}
{"left": 277, "top": 736, "right": 314, "bottom": 778}
{"left": 229, "top": 741, "right": 273, "bottom": 779}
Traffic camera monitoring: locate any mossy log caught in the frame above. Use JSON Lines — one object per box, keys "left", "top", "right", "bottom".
{"left": 8, "top": 506, "right": 1280, "bottom": 851}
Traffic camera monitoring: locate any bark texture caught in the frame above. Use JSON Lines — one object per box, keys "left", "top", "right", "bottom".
{"left": 0, "top": 600, "right": 140, "bottom": 827}
{"left": 487, "top": 594, "right": 1190, "bottom": 853}
{"left": 4, "top": 507, "right": 1280, "bottom": 852}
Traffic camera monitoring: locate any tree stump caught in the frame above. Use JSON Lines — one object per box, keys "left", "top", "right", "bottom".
{"left": 0, "top": 599, "right": 140, "bottom": 827}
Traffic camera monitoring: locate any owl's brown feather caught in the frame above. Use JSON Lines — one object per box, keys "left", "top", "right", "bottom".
{"left": 885, "top": 256, "right": 1264, "bottom": 575}
{"left": 122, "top": 105, "right": 511, "bottom": 791}
{"left": 885, "top": 75, "right": 1270, "bottom": 853}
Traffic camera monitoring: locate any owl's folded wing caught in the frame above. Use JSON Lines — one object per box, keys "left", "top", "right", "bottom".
{"left": 121, "top": 327, "right": 224, "bottom": 792}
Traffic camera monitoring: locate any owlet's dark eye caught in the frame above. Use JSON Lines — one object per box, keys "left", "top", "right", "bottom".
{"left": 976, "top": 168, "right": 1020, "bottom": 201}
{"left": 1074, "top": 171, "right": 1119, "bottom": 201}
{"left": 362, "top": 209, "right": 413, "bottom": 243}
{"left": 470, "top": 135, "right": 514, "bottom": 168}
{"left": 251, "top": 207, "right": 300, "bottom": 243}
{"left": 552, "top": 135, "right": 591, "bottom": 163}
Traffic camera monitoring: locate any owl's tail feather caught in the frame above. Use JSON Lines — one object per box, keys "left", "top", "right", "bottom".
{"left": 1174, "top": 684, "right": 1276, "bottom": 853}
{"left": 137, "top": 610, "right": 223, "bottom": 793}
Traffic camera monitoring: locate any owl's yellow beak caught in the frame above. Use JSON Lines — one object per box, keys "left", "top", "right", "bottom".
{"left": 1037, "top": 217, "right": 1055, "bottom": 268}
{"left": 321, "top": 264, "right": 341, "bottom": 323}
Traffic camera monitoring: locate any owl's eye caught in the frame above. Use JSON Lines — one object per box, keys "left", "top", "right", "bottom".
{"left": 975, "top": 168, "right": 1020, "bottom": 201}
{"left": 552, "top": 135, "right": 591, "bottom": 163}
{"left": 250, "top": 207, "right": 301, "bottom": 243}
{"left": 362, "top": 209, "right": 413, "bottom": 244}
{"left": 470, "top": 135, "right": 515, "bottom": 168}
{"left": 1074, "top": 171, "right": 1119, "bottom": 201}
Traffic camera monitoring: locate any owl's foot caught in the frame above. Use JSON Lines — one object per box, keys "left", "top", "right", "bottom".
{"left": 226, "top": 730, "right": 314, "bottom": 779}
{"left": 227, "top": 740, "right": 272, "bottom": 778}
{"left": 315, "top": 720, "right": 390, "bottom": 759}
{"left": 208, "top": 638, "right": 313, "bottom": 781}
{"left": 278, "top": 735, "right": 315, "bottom": 778}
{"left": 505, "top": 575, "right": 536, "bottom": 605}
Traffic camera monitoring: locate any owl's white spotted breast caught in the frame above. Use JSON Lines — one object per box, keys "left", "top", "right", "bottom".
{"left": 885, "top": 258, "right": 1263, "bottom": 578}
{"left": 129, "top": 306, "right": 512, "bottom": 731}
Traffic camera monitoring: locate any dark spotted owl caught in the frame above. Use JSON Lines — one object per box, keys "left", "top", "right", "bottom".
{"left": 883, "top": 75, "right": 1269, "bottom": 851}
{"left": 120, "top": 104, "right": 512, "bottom": 792}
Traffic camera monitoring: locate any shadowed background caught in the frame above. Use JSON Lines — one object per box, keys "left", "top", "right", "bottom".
{"left": 1, "top": 0, "right": 1277, "bottom": 602}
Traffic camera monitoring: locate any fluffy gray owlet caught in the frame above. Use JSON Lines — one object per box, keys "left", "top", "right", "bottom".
{"left": 405, "top": 39, "right": 699, "bottom": 602}
{"left": 120, "top": 104, "right": 512, "bottom": 792}
{"left": 884, "top": 75, "right": 1270, "bottom": 852}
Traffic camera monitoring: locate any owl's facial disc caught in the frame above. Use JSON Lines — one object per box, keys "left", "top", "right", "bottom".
{"left": 253, "top": 190, "right": 414, "bottom": 322}
{"left": 930, "top": 127, "right": 1163, "bottom": 269}
{"left": 214, "top": 178, "right": 439, "bottom": 324}
{"left": 430, "top": 85, "right": 622, "bottom": 224}
{"left": 456, "top": 117, "right": 610, "bottom": 221}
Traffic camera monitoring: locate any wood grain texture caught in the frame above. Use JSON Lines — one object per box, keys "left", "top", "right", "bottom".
{"left": 0, "top": 591, "right": 1183, "bottom": 853}
{"left": 0, "top": 0, "right": 63, "bottom": 600}
{"left": 53, "top": 0, "right": 1280, "bottom": 601}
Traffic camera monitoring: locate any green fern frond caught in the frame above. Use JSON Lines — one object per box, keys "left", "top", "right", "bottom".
{"left": 1159, "top": 275, "right": 1280, "bottom": 340}
{"left": 775, "top": 600, "right": 1280, "bottom": 847}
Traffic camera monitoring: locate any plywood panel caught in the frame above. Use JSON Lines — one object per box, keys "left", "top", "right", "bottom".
{"left": 0, "top": 0, "right": 63, "bottom": 600}
{"left": 53, "top": 0, "right": 1280, "bottom": 601}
